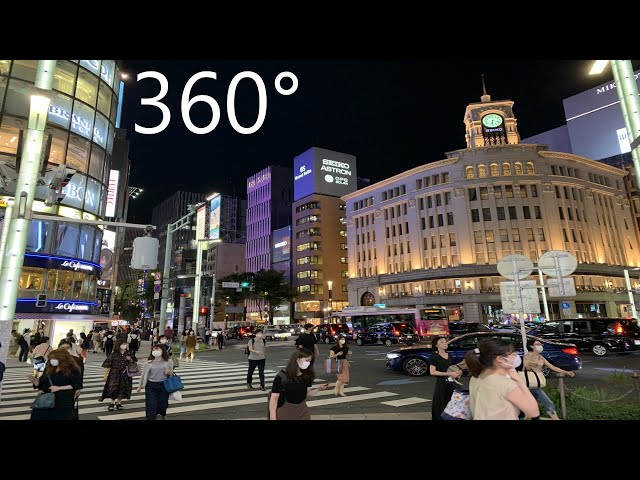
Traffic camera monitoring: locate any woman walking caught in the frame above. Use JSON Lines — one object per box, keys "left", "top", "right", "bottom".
{"left": 185, "top": 330, "right": 197, "bottom": 363}
{"left": 137, "top": 344, "right": 174, "bottom": 420}
{"left": 99, "top": 339, "right": 137, "bottom": 412}
{"left": 29, "top": 349, "right": 82, "bottom": 420}
{"left": 329, "top": 335, "right": 352, "bottom": 397}
{"left": 268, "top": 348, "right": 329, "bottom": 420}
{"left": 30, "top": 336, "right": 52, "bottom": 379}
{"left": 429, "top": 336, "right": 463, "bottom": 421}
{"left": 104, "top": 331, "right": 115, "bottom": 356}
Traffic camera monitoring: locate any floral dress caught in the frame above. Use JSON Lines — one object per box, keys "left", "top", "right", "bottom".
{"left": 100, "top": 350, "right": 136, "bottom": 401}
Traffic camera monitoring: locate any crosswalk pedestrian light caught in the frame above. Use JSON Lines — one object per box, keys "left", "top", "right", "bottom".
{"left": 241, "top": 282, "right": 250, "bottom": 288}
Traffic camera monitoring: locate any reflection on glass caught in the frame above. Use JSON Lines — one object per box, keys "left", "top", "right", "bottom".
{"left": 11, "top": 60, "right": 37, "bottom": 82}
{"left": 46, "top": 128, "right": 68, "bottom": 165}
{"left": 0, "top": 60, "right": 11, "bottom": 75}
{"left": 26, "top": 220, "right": 52, "bottom": 253}
{"left": 100, "top": 60, "right": 115, "bottom": 88}
{"left": 75, "top": 69, "right": 98, "bottom": 107}
{"left": 19, "top": 267, "right": 45, "bottom": 290}
{"left": 65, "top": 134, "right": 90, "bottom": 173}
{"left": 0, "top": 76, "right": 6, "bottom": 111}
{"left": 79, "top": 224, "right": 95, "bottom": 261}
{"left": 53, "top": 61, "right": 77, "bottom": 96}
{"left": 61, "top": 173, "right": 86, "bottom": 210}
{"left": 54, "top": 222, "right": 80, "bottom": 257}
{"left": 47, "top": 91, "right": 73, "bottom": 129}
{"left": 84, "top": 177, "right": 101, "bottom": 215}
{"left": 109, "top": 93, "right": 118, "bottom": 125}
{"left": 93, "top": 229, "right": 103, "bottom": 264}
{"left": 97, "top": 81, "right": 112, "bottom": 117}
{"left": 0, "top": 119, "right": 20, "bottom": 155}
{"left": 88, "top": 146, "right": 104, "bottom": 180}
{"left": 79, "top": 60, "right": 100, "bottom": 76}
{"left": 5, "top": 79, "right": 31, "bottom": 117}
{"left": 93, "top": 113, "right": 108, "bottom": 148}
{"left": 71, "top": 101, "right": 94, "bottom": 140}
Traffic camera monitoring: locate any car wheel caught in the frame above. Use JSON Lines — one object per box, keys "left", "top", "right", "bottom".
{"left": 592, "top": 344, "right": 608, "bottom": 357}
{"left": 356, "top": 338, "right": 364, "bottom": 346}
{"left": 324, "top": 337, "right": 331, "bottom": 344}
{"left": 403, "top": 357, "right": 428, "bottom": 376}
{"left": 385, "top": 339, "right": 393, "bottom": 347}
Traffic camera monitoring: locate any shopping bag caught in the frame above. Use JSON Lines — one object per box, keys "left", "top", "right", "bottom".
{"left": 442, "top": 388, "right": 472, "bottom": 420}
{"left": 169, "top": 390, "right": 183, "bottom": 402}
{"left": 324, "top": 358, "right": 342, "bottom": 375}
{"left": 163, "top": 374, "right": 184, "bottom": 393}
{"left": 26, "top": 357, "right": 32, "bottom": 365}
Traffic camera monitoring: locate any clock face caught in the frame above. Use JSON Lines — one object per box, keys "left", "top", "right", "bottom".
{"left": 482, "top": 113, "right": 504, "bottom": 128}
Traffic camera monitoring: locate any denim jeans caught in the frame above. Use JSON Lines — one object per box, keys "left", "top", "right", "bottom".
{"left": 530, "top": 387, "right": 557, "bottom": 415}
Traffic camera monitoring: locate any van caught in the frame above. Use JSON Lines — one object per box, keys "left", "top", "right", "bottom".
{"left": 527, "top": 318, "right": 640, "bottom": 356}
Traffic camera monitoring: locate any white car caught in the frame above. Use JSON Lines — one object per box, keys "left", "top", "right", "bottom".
{"left": 264, "top": 328, "right": 291, "bottom": 341}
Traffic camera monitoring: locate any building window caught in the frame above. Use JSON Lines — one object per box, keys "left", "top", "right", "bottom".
{"left": 508, "top": 206, "right": 517, "bottom": 220}
{"left": 503, "top": 163, "right": 512, "bottom": 175}
{"left": 469, "top": 188, "right": 478, "bottom": 201}
{"left": 451, "top": 255, "right": 459, "bottom": 267}
{"left": 482, "top": 208, "right": 491, "bottom": 222}
{"left": 431, "top": 236, "right": 436, "bottom": 249}
{"left": 471, "top": 209, "right": 480, "bottom": 222}
{"left": 494, "top": 185, "right": 502, "bottom": 198}
{"left": 538, "top": 228, "right": 545, "bottom": 241}
{"left": 427, "top": 196, "right": 433, "bottom": 209}
{"left": 531, "top": 185, "right": 538, "bottom": 197}
{"left": 478, "top": 165, "right": 487, "bottom": 178}
{"left": 500, "top": 228, "right": 509, "bottom": 242}
{"left": 436, "top": 194, "right": 442, "bottom": 207}
{"left": 466, "top": 166, "right": 475, "bottom": 179}
{"left": 429, "top": 216, "right": 434, "bottom": 228}
{"left": 514, "top": 162, "right": 523, "bottom": 175}
{"left": 445, "top": 191, "right": 451, "bottom": 205}
{"left": 416, "top": 178, "right": 423, "bottom": 189}
{"left": 562, "top": 228, "right": 569, "bottom": 242}
{"left": 505, "top": 185, "right": 514, "bottom": 198}
{"left": 490, "top": 163, "right": 499, "bottom": 176}
{"left": 439, "top": 234, "right": 446, "bottom": 248}
{"left": 437, "top": 214, "right": 444, "bottom": 227}
{"left": 526, "top": 162, "right": 535, "bottom": 174}
{"left": 567, "top": 208, "right": 573, "bottom": 221}
{"left": 474, "top": 230, "right": 483, "bottom": 244}
{"left": 421, "top": 217, "right": 426, "bottom": 230}
{"left": 523, "top": 206, "right": 531, "bottom": 219}
{"left": 419, "top": 197, "right": 424, "bottom": 210}
{"left": 526, "top": 228, "right": 534, "bottom": 241}
{"left": 449, "top": 233, "right": 457, "bottom": 246}
{"left": 534, "top": 206, "right": 542, "bottom": 220}
{"left": 447, "top": 212, "right": 454, "bottom": 225}
{"left": 486, "top": 230, "right": 495, "bottom": 243}
{"left": 480, "top": 187, "right": 488, "bottom": 200}
{"left": 442, "top": 172, "right": 450, "bottom": 183}
{"left": 558, "top": 207, "right": 564, "bottom": 220}
{"left": 511, "top": 228, "right": 520, "bottom": 242}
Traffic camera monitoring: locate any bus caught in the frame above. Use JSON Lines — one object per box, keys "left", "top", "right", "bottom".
{"left": 334, "top": 306, "right": 449, "bottom": 340}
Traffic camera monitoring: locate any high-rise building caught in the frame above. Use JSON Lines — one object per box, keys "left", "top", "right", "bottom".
{"left": 0, "top": 60, "right": 124, "bottom": 344}
{"left": 343, "top": 89, "right": 640, "bottom": 323}
{"left": 291, "top": 147, "right": 358, "bottom": 323}
{"left": 245, "top": 166, "right": 293, "bottom": 321}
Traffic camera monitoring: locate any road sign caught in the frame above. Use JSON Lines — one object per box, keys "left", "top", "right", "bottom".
{"left": 222, "top": 282, "right": 240, "bottom": 288}
{"left": 500, "top": 280, "right": 541, "bottom": 314}
{"left": 561, "top": 301, "right": 570, "bottom": 309}
{"left": 154, "top": 284, "right": 162, "bottom": 293}
{"left": 538, "top": 250, "right": 578, "bottom": 277}
{"left": 155, "top": 272, "right": 161, "bottom": 281}
{"left": 154, "top": 280, "right": 161, "bottom": 285}
{"left": 497, "top": 254, "right": 534, "bottom": 280}
{"left": 547, "top": 278, "right": 577, "bottom": 298}
{"left": 154, "top": 292, "right": 160, "bottom": 300}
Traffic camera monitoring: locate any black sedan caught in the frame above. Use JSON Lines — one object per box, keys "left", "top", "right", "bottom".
{"left": 386, "top": 331, "right": 583, "bottom": 377}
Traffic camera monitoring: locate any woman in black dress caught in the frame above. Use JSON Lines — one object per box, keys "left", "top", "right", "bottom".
{"left": 29, "top": 349, "right": 82, "bottom": 420}
{"left": 100, "top": 339, "right": 137, "bottom": 412}
{"left": 429, "top": 336, "right": 462, "bottom": 421}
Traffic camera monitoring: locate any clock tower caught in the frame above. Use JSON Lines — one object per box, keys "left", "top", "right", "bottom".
{"left": 464, "top": 76, "right": 521, "bottom": 148}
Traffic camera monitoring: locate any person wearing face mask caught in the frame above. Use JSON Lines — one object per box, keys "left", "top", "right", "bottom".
{"left": 28, "top": 348, "right": 82, "bottom": 420}
{"left": 464, "top": 338, "right": 540, "bottom": 420}
{"left": 329, "top": 335, "right": 352, "bottom": 397}
{"left": 185, "top": 330, "right": 197, "bottom": 363}
{"left": 99, "top": 339, "right": 137, "bottom": 412}
{"left": 523, "top": 339, "right": 575, "bottom": 420}
{"left": 247, "top": 329, "right": 267, "bottom": 391}
{"left": 104, "top": 331, "right": 115, "bottom": 356}
{"left": 268, "top": 348, "right": 329, "bottom": 420}
{"left": 137, "top": 345, "right": 174, "bottom": 420}
{"left": 428, "top": 336, "right": 464, "bottom": 421}
{"left": 157, "top": 335, "right": 173, "bottom": 358}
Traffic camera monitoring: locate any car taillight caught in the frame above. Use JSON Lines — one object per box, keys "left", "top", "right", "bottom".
{"left": 393, "top": 329, "right": 400, "bottom": 336}
{"left": 616, "top": 325, "right": 623, "bottom": 334}
{"left": 562, "top": 347, "right": 578, "bottom": 355}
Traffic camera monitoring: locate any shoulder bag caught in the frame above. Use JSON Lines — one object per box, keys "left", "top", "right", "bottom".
{"left": 30, "top": 376, "right": 56, "bottom": 410}
{"left": 441, "top": 388, "right": 472, "bottom": 420}
{"left": 163, "top": 374, "right": 184, "bottom": 393}
{"left": 519, "top": 369, "right": 546, "bottom": 389}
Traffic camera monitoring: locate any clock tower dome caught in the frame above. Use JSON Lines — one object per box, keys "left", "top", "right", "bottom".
{"left": 464, "top": 75, "right": 521, "bottom": 148}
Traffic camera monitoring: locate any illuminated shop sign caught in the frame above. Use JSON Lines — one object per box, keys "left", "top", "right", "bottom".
{"left": 209, "top": 194, "right": 221, "bottom": 240}
{"left": 247, "top": 169, "right": 271, "bottom": 192}
{"left": 617, "top": 127, "right": 631, "bottom": 154}
{"left": 105, "top": 170, "right": 119, "bottom": 217}
{"left": 293, "top": 147, "right": 357, "bottom": 201}
{"left": 48, "top": 105, "right": 105, "bottom": 144}
{"left": 272, "top": 225, "right": 291, "bottom": 263}
{"left": 16, "top": 299, "right": 98, "bottom": 314}
{"left": 24, "top": 253, "right": 101, "bottom": 275}
{"left": 60, "top": 173, "right": 100, "bottom": 213}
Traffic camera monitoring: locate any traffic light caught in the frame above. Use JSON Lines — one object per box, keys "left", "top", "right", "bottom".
{"left": 241, "top": 282, "right": 250, "bottom": 288}
{"left": 200, "top": 307, "right": 207, "bottom": 315}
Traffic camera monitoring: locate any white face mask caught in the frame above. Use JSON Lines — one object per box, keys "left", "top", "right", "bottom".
{"left": 120, "top": 345, "right": 128, "bottom": 351}
{"left": 49, "top": 358, "right": 59, "bottom": 367}
{"left": 298, "top": 360, "right": 311, "bottom": 370}
{"left": 151, "top": 350, "right": 163, "bottom": 358}
{"left": 534, "top": 345, "right": 544, "bottom": 353}
{"left": 339, "top": 340, "right": 346, "bottom": 346}
{"left": 159, "top": 339, "right": 167, "bottom": 344}
{"left": 256, "top": 334, "right": 263, "bottom": 339}
{"left": 501, "top": 354, "right": 522, "bottom": 369}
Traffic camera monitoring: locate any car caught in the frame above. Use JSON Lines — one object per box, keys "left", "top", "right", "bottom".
{"left": 263, "top": 327, "right": 292, "bottom": 341}
{"left": 448, "top": 322, "right": 494, "bottom": 337}
{"left": 527, "top": 318, "right": 640, "bottom": 356}
{"left": 355, "top": 322, "right": 417, "bottom": 347}
{"left": 226, "top": 325, "right": 255, "bottom": 340}
{"left": 312, "top": 323, "right": 353, "bottom": 344}
{"left": 386, "top": 331, "right": 583, "bottom": 377}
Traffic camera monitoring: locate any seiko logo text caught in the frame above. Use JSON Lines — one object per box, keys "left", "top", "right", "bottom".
{"left": 61, "top": 261, "right": 94, "bottom": 272}
{"left": 321, "top": 159, "right": 351, "bottom": 176}
{"left": 275, "top": 240, "right": 288, "bottom": 248}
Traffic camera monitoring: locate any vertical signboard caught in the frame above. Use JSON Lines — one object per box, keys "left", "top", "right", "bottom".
{"left": 105, "top": 170, "right": 120, "bottom": 218}
{"left": 196, "top": 205, "right": 206, "bottom": 240}
{"left": 99, "top": 229, "right": 116, "bottom": 288}
{"left": 209, "top": 194, "right": 221, "bottom": 240}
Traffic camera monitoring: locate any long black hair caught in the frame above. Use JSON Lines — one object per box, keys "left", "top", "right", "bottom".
{"left": 464, "top": 338, "right": 515, "bottom": 377}
{"left": 285, "top": 348, "right": 315, "bottom": 384}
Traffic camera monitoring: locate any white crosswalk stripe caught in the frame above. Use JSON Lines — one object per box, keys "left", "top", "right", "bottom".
{"left": 0, "top": 360, "right": 428, "bottom": 419}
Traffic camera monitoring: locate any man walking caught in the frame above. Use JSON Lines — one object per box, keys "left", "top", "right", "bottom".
{"left": 246, "top": 329, "right": 266, "bottom": 391}
{"left": 295, "top": 323, "right": 319, "bottom": 359}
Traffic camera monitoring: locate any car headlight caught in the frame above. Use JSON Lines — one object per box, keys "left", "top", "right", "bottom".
{"left": 387, "top": 353, "right": 402, "bottom": 359}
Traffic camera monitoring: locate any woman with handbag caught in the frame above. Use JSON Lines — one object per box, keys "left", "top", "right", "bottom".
{"left": 30, "top": 336, "right": 52, "bottom": 378}
{"left": 429, "top": 336, "right": 463, "bottom": 421}
{"left": 29, "top": 349, "right": 82, "bottom": 420}
{"left": 137, "top": 345, "right": 174, "bottom": 420}
{"left": 523, "top": 339, "right": 575, "bottom": 420}
{"left": 99, "top": 339, "right": 137, "bottom": 412}
{"left": 329, "top": 335, "right": 352, "bottom": 397}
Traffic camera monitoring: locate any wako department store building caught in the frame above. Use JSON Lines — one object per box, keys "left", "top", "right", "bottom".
{"left": 343, "top": 90, "right": 640, "bottom": 323}
{"left": 0, "top": 60, "right": 123, "bottom": 343}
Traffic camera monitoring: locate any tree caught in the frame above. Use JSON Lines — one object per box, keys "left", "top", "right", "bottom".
{"left": 252, "top": 269, "right": 297, "bottom": 324}
{"left": 218, "top": 272, "right": 252, "bottom": 324}
{"left": 113, "top": 272, "right": 156, "bottom": 322}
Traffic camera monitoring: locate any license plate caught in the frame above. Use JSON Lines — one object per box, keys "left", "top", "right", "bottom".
{"left": 405, "top": 336, "right": 412, "bottom": 339}
{"left": 634, "top": 340, "right": 640, "bottom": 345}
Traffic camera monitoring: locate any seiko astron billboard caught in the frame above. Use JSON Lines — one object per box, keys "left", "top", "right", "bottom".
{"left": 293, "top": 147, "right": 357, "bottom": 201}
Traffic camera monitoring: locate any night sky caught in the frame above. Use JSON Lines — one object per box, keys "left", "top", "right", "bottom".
{"left": 118, "top": 60, "right": 633, "bottom": 222}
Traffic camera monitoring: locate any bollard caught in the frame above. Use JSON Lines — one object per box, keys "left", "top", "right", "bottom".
{"left": 632, "top": 374, "right": 640, "bottom": 405}
{"left": 557, "top": 373, "right": 567, "bottom": 420}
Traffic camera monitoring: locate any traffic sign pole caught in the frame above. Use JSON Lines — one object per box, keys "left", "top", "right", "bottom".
{"left": 624, "top": 269, "right": 638, "bottom": 320}
{"left": 512, "top": 257, "right": 528, "bottom": 351}
{"left": 553, "top": 252, "right": 566, "bottom": 297}
{"left": 538, "top": 269, "right": 551, "bottom": 323}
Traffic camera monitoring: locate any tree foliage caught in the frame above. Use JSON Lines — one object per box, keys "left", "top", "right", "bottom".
{"left": 252, "top": 269, "right": 297, "bottom": 324}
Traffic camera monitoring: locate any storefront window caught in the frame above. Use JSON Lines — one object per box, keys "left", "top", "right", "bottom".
{"left": 97, "top": 81, "right": 112, "bottom": 117}
{"left": 75, "top": 68, "right": 99, "bottom": 107}
{"left": 70, "top": 100, "right": 94, "bottom": 140}
{"left": 5, "top": 79, "right": 31, "bottom": 117}
{"left": 106, "top": 126, "right": 115, "bottom": 154}
{"left": 19, "top": 267, "right": 45, "bottom": 290}
{"left": 11, "top": 60, "right": 37, "bottom": 82}
{"left": 0, "top": 119, "right": 20, "bottom": 155}
{"left": 84, "top": 177, "right": 101, "bottom": 215}
{"left": 53, "top": 221, "right": 80, "bottom": 257}
{"left": 88, "top": 146, "right": 105, "bottom": 180}
{"left": 65, "top": 134, "right": 90, "bottom": 173}
{"left": 46, "top": 128, "right": 68, "bottom": 165}
{"left": 93, "top": 113, "right": 108, "bottom": 148}
{"left": 93, "top": 229, "right": 103, "bottom": 264}
{"left": 47, "top": 91, "right": 73, "bottom": 129}
{"left": 79, "top": 60, "right": 101, "bottom": 77}
{"left": 26, "top": 220, "right": 52, "bottom": 253}
{"left": 100, "top": 60, "right": 115, "bottom": 88}
{"left": 52, "top": 61, "right": 77, "bottom": 96}
{"left": 78, "top": 224, "right": 95, "bottom": 261}
{"left": 0, "top": 60, "right": 11, "bottom": 76}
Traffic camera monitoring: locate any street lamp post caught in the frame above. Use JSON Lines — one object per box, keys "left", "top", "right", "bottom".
{"left": 327, "top": 280, "right": 333, "bottom": 322}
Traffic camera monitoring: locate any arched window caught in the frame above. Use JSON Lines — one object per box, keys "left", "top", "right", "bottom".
{"left": 502, "top": 162, "right": 512, "bottom": 175}
{"left": 478, "top": 164, "right": 487, "bottom": 178}
{"left": 526, "top": 162, "right": 535, "bottom": 174}
{"left": 466, "top": 166, "right": 475, "bottom": 179}
{"left": 514, "top": 162, "right": 523, "bottom": 175}
{"left": 360, "top": 291, "right": 375, "bottom": 306}
{"left": 490, "top": 163, "right": 499, "bottom": 176}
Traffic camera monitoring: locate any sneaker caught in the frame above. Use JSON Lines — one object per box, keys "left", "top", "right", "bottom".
{"left": 247, "top": 384, "right": 254, "bottom": 389}
{"left": 259, "top": 386, "right": 266, "bottom": 391}
{"left": 107, "top": 404, "right": 115, "bottom": 412}
{"left": 116, "top": 404, "right": 124, "bottom": 410}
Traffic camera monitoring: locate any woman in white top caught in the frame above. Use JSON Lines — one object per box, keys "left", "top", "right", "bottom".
{"left": 137, "top": 345, "right": 174, "bottom": 420}
{"left": 464, "top": 338, "right": 540, "bottom": 420}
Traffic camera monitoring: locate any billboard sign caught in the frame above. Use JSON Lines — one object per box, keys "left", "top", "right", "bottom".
{"left": 105, "top": 170, "right": 120, "bottom": 217}
{"left": 209, "top": 194, "right": 221, "bottom": 240}
{"left": 100, "top": 229, "right": 116, "bottom": 288}
{"left": 293, "top": 147, "right": 357, "bottom": 201}
{"left": 272, "top": 225, "right": 291, "bottom": 263}
{"left": 196, "top": 205, "right": 207, "bottom": 240}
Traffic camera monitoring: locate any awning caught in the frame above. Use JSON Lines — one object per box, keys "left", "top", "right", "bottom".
{"left": 13, "top": 313, "right": 103, "bottom": 321}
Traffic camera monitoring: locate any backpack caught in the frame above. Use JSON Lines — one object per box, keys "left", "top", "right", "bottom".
{"left": 19, "top": 335, "right": 29, "bottom": 347}
{"left": 244, "top": 338, "right": 266, "bottom": 355}
{"left": 267, "top": 370, "right": 288, "bottom": 419}
{"left": 129, "top": 335, "right": 139, "bottom": 349}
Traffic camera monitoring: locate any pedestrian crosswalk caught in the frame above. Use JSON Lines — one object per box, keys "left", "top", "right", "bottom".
{"left": 0, "top": 360, "right": 430, "bottom": 420}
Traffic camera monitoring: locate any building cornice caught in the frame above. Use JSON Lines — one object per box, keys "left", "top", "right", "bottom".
{"left": 341, "top": 157, "right": 460, "bottom": 201}
{"left": 539, "top": 151, "right": 628, "bottom": 176}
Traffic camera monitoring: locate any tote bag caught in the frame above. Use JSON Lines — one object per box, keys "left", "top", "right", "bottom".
{"left": 163, "top": 374, "right": 184, "bottom": 393}
{"left": 324, "top": 358, "right": 342, "bottom": 375}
